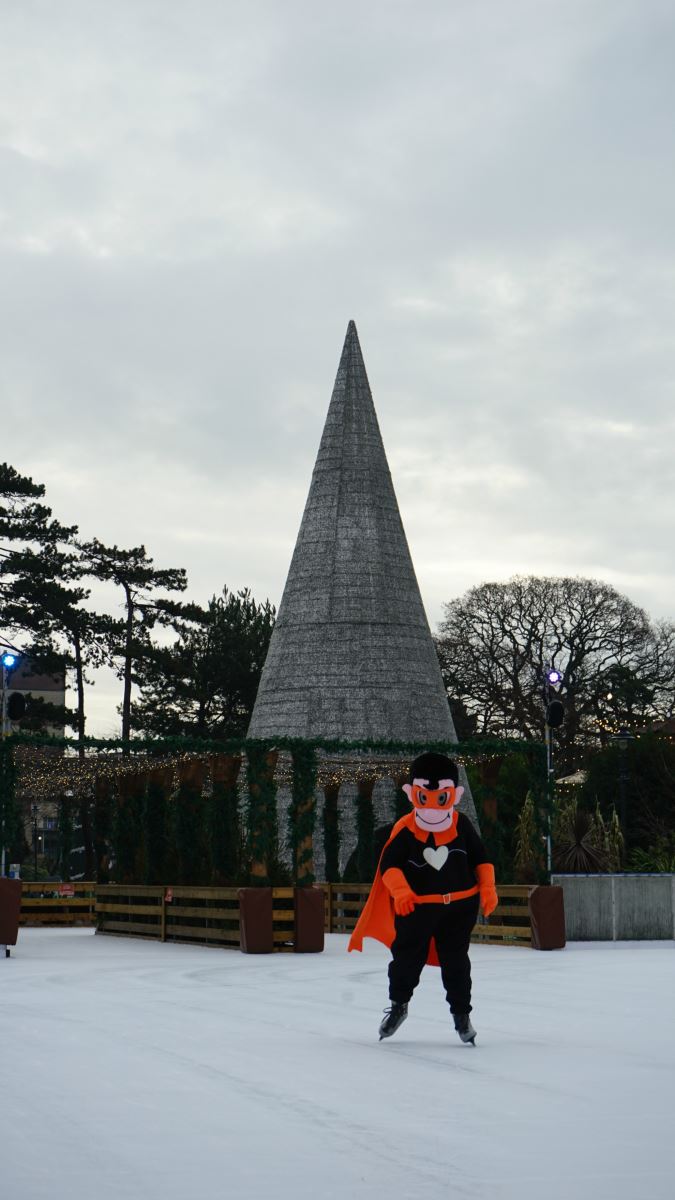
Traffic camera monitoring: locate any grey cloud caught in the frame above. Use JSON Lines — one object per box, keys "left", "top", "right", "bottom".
{"left": 1, "top": 0, "right": 674, "bottom": 731}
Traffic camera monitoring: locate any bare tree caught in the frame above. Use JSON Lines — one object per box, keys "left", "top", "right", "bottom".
{"left": 436, "top": 575, "right": 675, "bottom": 760}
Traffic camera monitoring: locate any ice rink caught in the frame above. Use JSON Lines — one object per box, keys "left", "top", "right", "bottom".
{"left": 2, "top": 928, "right": 674, "bottom": 1200}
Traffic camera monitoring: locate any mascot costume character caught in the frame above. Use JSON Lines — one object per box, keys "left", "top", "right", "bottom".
{"left": 348, "top": 751, "right": 498, "bottom": 1043}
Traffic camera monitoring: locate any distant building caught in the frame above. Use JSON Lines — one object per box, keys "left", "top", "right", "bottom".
{"left": 3, "top": 657, "right": 66, "bottom": 737}
{"left": 2, "top": 653, "right": 66, "bottom": 875}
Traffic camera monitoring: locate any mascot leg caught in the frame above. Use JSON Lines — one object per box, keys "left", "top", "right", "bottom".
{"left": 387, "top": 908, "right": 434, "bottom": 1005}
{"left": 434, "top": 895, "right": 480, "bottom": 1044}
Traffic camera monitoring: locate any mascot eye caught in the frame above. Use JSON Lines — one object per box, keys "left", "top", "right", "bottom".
{"left": 438, "top": 792, "right": 449, "bottom": 807}
{"left": 417, "top": 791, "right": 428, "bottom": 806}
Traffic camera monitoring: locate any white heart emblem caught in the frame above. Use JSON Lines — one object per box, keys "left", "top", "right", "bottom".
{"left": 423, "top": 846, "right": 449, "bottom": 871}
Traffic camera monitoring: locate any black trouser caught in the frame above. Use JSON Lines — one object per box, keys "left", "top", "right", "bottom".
{"left": 388, "top": 895, "right": 480, "bottom": 1013}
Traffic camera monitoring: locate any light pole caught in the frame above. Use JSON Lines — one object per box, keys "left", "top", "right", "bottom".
{"left": 610, "top": 728, "right": 634, "bottom": 839}
{"left": 1, "top": 651, "right": 17, "bottom": 739}
{"left": 543, "top": 668, "right": 565, "bottom": 875}
{"left": 1, "top": 650, "right": 19, "bottom": 879}
{"left": 32, "top": 802, "right": 39, "bottom": 881}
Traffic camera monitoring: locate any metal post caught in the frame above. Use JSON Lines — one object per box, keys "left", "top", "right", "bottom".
{"left": 618, "top": 747, "right": 628, "bottom": 837}
{"left": 1, "top": 663, "right": 9, "bottom": 738}
{"left": 610, "top": 729, "right": 634, "bottom": 841}
{"left": 545, "top": 723, "right": 553, "bottom": 876}
{"left": 32, "top": 803, "right": 39, "bottom": 881}
{"left": 0, "top": 664, "right": 8, "bottom": 878}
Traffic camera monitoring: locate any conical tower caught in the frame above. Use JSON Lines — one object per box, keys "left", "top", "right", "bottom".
{"left": 248, "top": 322, "right": 476, "bottom": 818}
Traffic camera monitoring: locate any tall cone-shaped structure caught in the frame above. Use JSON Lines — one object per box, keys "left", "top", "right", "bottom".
{"left": 248, "top": 322, "right": 475, "bottom": 818}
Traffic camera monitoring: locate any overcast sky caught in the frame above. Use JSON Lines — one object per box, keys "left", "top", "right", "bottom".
{"left": 2, "top": 0, "right": 674, "bottom": 735}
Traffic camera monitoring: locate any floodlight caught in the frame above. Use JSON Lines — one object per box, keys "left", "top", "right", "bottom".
{"left": 1, "top": 653, "right": 17, "bottom": 669}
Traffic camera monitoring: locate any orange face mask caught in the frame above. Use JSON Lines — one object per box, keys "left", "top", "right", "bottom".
{"left": 402, "top": 779, "right": 464, "bottom": 833}
{"left": 410, "top": 784, "right": 457, "bottom": 811}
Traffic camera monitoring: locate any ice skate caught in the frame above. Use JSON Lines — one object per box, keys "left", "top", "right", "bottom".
{"left": 453, "top": 1013, "right": 477, "bottom": 1044}
{"left": 379, "top": 1002, "right": 408, "bottom": 1040}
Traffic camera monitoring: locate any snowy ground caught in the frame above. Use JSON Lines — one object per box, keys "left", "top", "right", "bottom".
{"left": 2, "top": 930, "right": 674, "bottom": 1200}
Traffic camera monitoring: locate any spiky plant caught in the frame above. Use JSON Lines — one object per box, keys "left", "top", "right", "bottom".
{"left": 552, "top": 799, "right": 609, "bottom": 873}
{"left": 514, "top": 791, "right": 545, "bottom": 883}
{"left": 627, "top": 836, "right": 675, "bottom": 873}
{"left": 606, "top": 808, "right": 624, "bottom": 872}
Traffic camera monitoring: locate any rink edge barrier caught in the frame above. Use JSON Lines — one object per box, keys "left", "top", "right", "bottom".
{"left": 16, "top": 882, "right": 550, "bottom": 948}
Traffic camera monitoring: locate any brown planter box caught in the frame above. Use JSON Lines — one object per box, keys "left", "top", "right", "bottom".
{"left": 0, "top": 879, "right": 22, "bottom": 954}
{"left": 294, "top": 886, "right": 325, "bottom": 953}
{"left": 529, "top": 885, "right": 566, "bottom": 950}
{"left": 238, "top": 887, "right": 274, "bottom": 953}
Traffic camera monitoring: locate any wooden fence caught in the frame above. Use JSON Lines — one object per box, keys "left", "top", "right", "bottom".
{"left": 17, "top": 882, "right": 534, "bottom": 948}
{"left": 469, "top": 885, "right": 533, "bottom": 946}
{"left": 19, "top": 882, "right": 96, "bottom": 927}
{"left": 96, "top": 885, "right": 296, "bottom": 949}
{"left": 320, "top": 883, "right": 533, "bottom": 946}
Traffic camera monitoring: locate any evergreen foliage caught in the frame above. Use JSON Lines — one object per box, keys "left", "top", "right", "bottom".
{"left": 322, "top": 784, "right": 340, "bottom": 882}
{"left": 174, "top": 776, "right": 205, "bottom": 886}
{"left": 245, "top": 746, "right": 279, "bottom": 885}
{"left": 580, "top": 732, "right": 675, "bottom": 854}
{"left": 354, "top": 779, "right": 376, "bottom": 884}
{"left": 131, "top": 588, "right": 275, "bottom": 739}
{"left": 77, "top": 540, "right": 188, "bottom": 743}
{"left": 143, "top": 775, "right": 171, "bottom": 884}
{"left": 58, "top": 792, "right": 74, "bottom": 882}
{"left": 209, "top": 776, "right": 241, "bottom": 883}
{"left": 93, "top": 780, "right": 114, "bottom": 883}
{"left": 628, "top": 835, "right": 675, "bottom": 872}
{"left": 114, "top": 778, "right": 144, "bottom": 883}
{"left": 0, "top": 740, "right": 22, "bottom": 868}
{"left": 289, "top": 744, "right": 318, "bottom": 884}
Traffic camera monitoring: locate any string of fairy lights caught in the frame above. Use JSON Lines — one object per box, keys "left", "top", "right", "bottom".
{"left": 594, "top": 719, "right": 673, "bottom": 739}
{"left": 7, "top": 734, "right": 545, "bottom": 802}
{"left": 9, "top": 718, "right": 673, "bottom": 804}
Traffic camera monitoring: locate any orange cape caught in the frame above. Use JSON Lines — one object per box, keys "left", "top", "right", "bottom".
{"left": 347, "top": 810, "right": 460, "bottom": 967}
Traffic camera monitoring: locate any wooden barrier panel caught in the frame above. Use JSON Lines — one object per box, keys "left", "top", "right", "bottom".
{"left": 96, "top": 885, "right": 298, "bottom": 951}
{"left": 20, "top": 882, "right": 97, "bottom": 927}
{"left": 317, "top": 883, "right": 534, "bottom": 946}
{"left": 320, "top": 884, "right": 370, "bottom": 935}
{"left": 21, "top": 881, "right": 536, "bottom": 949}
{"left": 97, "top": 885, "right": 164, "bottom": 940}
{"left": 472, "top": 884, "right": 533, "bottom": 946}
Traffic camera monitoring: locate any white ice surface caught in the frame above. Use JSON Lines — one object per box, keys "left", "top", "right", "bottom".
{"left": 2, "top": 930, "right": 674, "bottom": 1200}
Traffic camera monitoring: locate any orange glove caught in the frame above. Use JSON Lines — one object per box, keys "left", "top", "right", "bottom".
{"left": 382, "top": 868, "right": 417, "bottom": 916}
{"left": 475, "top": 863, "right": 498, "bottom": 918}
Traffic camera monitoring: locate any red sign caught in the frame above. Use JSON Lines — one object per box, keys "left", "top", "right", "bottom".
{"left": 58, "top": 884, "right": 75, "bottom": 898}
{"left": 164, "top": 888, "right": 173, "bottom": 903}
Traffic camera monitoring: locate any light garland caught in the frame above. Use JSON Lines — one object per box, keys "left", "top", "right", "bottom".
{"left": 10, "top": 733, "right": 546, "bottom": 799}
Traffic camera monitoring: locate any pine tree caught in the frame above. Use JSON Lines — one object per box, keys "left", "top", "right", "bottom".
{"left": 3, "top": 547, "right": 113, "bottom": 742}
{"left": 78, "top": 540, "right": 187, "bottom": 742}
{"left": 1, "top": 464, "right": 111, "bottom": 742}
{"left": 132, "top": 587, "right": 275, "bottom": 739}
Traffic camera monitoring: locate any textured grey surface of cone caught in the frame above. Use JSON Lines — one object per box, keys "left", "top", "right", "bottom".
{"left": 248, "top": 320, "right": 478, "bottom": 825}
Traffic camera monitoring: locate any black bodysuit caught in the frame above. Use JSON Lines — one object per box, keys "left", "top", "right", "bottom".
{"left": 381, "top": 813, "right": 489, "bottom": 1012}
{"left": 379, "top": 812, "right": 489, "bottom": 893}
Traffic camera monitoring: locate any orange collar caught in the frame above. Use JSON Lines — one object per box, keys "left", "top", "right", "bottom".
{"left": 405, "top": 809, "right": 459, "bottom": 846}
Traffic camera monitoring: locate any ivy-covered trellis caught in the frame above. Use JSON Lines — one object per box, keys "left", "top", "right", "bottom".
{"left": 0, "top": 733, "right": 547, "bottom": 886}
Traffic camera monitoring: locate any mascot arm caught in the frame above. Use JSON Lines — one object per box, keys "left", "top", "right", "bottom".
{"left": 475, "top": 862, "right": 498, "bottom": 917}
{"left": 382, "top": 867, "right": 416, "bottom": 916}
